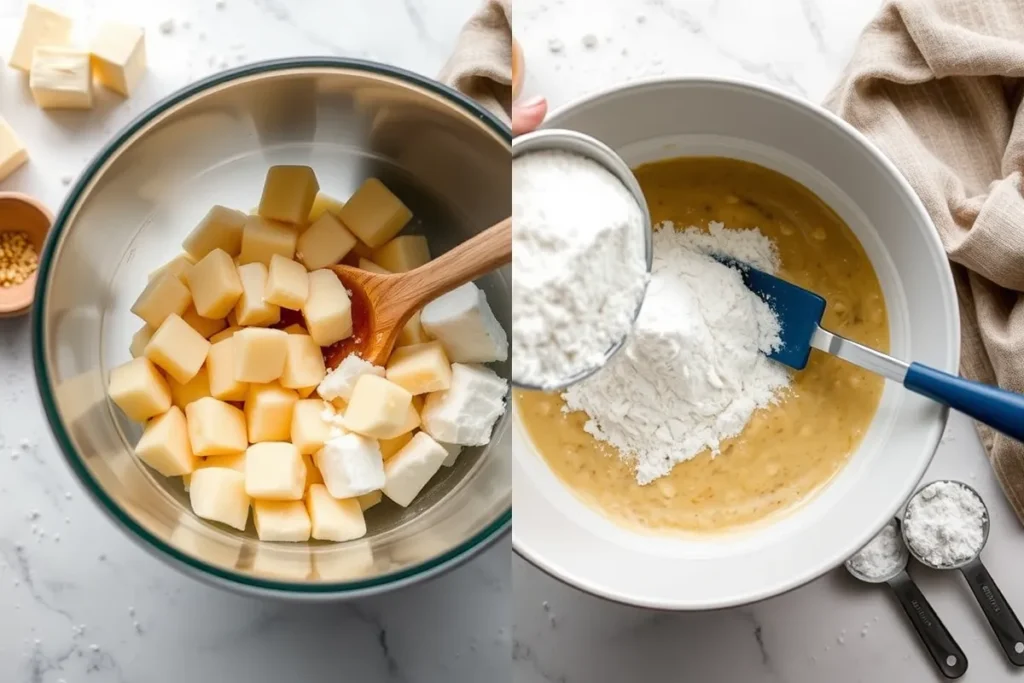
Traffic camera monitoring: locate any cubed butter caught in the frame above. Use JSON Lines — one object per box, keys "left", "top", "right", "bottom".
{"left": 305, "top": 484, "right": 367, "bottom": 542}
{"left": 148, "top": 253, "right": 195, "bottom": 285}
{"left": 357, "top": 490, "right": 383, "bottom": 511}
{"left": 129, "top": 325, "right": 154, "bottom": 358}
{"left": 89, "top": 21, "right": 146, "bottom": 96}
{"left": 144, "top": 313, "right": 210, "bottom": 384}
{"left": 206, "top": 337, "right": 248, "bottom": 401}
{"left": 315, "top": 433, "right": 385, "bottom": 498}
{"left": 292, "top": 399, "right": 333, "bottom": 455}
{"left": 131, "top": 272, "right": 191, "bottom": 329}
{"left": 337, "top": 178, "right": 412, "bottom": 248}
{"left": 0, "top": 117, "right": 29, "bottom": 182}
{"left": 185, "top": 397, "right": 248, "bottom": 456}
{"left": 420, "top": 363, "right": 507, "bottom": 446}
{"left": 283, "top": 323, "right": 307, "bottom": 335}
{"left": 108, "top": 357, "right": 172, "bottom": 421}
{"left": 182, "top": 206, "right": 247, "bottom": 260}
{"left": 244, "top": 382, "right": 298, "bottom": 443}
{"left": 378, "top": 403, "right": 420, "bottom": 440}
{"left": 265, "top": 254, "right": 309, "bottom": 309}
{"left": 168, "top": 367, "right": 210, "bottom": 409}
{"left": 307, "top": 191, "right": 344, "bottom": 224}
{"left": 371, "top": 235, "right": 430, "bottom": 273}
{"left": 280, "top": 334, "right": 326, "bottom": 390}
{"left": 382, "top": 431, "right": 449, "bottom": 507}
{"left": 253, "top": 500, "right": 311, "bottom": 542}
{"left": 297, "top": 385, "right": 317, "bottom": 398}
{"left": 189, "top": 468, "right": 250, "bottom": 531}
{"left": 296, "top": 212, "right": 357, "bottom": 271}
{"left": 209, "top": 325, "right": 241, "bottom": 343}
{"left": 29, "top": 47, "right": 92, "bottom": 109}
{"left": 385, "top": 341, "right": 451, "bottom": 395}
{"left": 196, "top": 452, "right": 247, "bottom": 472}
{"left": 317, "top": 355, "right": 384, "bottom": 402}
{"left": 358, "top": 258, "right": 391, "bottom": 275}
{"left": 233, "top": 327, "right": 288, "bottom": 383}
{"left": 420, "top": 282, "right": 508, "bottom": 363}
{"left": 379, "top": 432, "right": 413, "bottom": 461}
{"left": 244, "top": 442, "right": 305, "bottom": 501}
{"left": 239, "top": 216, "right": 297, "bottom": 266}
{"left": 234, "top": 262, "right": 281, "bottom": 327}
{"left": 135, "top": 406, "right": 196, "bottom": 476}
{"left": 258, "top": 166, "right": 319, "bottom": 225}
{"left": 186, "top": 248, "right": 243, "bottom": 319}
{"left": 10, "top": 4, "right": 72, "bottom": 72}
{"left": 342, "top": 375, "right": 412, "bottom": 439}
{"left": 396, "top": 311, "right": 430, "bottom": 348}
{"left": 181, "top": 306, "right": 227, "bottom": 339}
{"left": 302, "top": 453, "right": 324, "bottom": 488}
{"left": 302, "top": 269, "right": 352, "bottom": 347}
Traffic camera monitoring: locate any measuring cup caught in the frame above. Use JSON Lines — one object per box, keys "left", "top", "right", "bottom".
{"left": 846, "top": 519, "right": 968, "bottom": 679}
{"left": 903, "top": 480, "right": 1024, "bottom": 666}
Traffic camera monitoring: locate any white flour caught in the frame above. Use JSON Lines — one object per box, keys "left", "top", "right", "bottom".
{"left": 563, "top": 222, "right": 790, "bottom": 484}
{"left": 512, "top": 150, "right": 648, "bottom": 389}
{"left": 847, "top": 520, "right": 905, "bottom": 579}
{"left": 904, "top": 481, "right": 987, "bottom": 567}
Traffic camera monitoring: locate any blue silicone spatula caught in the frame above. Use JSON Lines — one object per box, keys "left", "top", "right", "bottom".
{"left": 730, "top": 260, "right": 1024, "bottom": 442}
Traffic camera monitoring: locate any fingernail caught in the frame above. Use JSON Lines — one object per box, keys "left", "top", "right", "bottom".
{"left": 518, "top": 95, "right": 545, "bottom": 109}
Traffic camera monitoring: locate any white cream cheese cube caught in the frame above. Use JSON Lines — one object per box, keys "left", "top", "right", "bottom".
{"left": 316, "top": 355, "right": 384, "bottom": 402}
{"left": 440, "top": 441, "right": 463, "bottom": 467}
{"left": 29, "top": 47, "right": 92, "bottom": 109}
{"left": 337, "top": 178, "right": 412, "bottom": 248}
{"left": 420, "top": 282, "right": 508, "bottom": 363}
{"left": 280, "top": 334, "right": 326, "bottom": 389}
{"left": 385, "top": 341, "right": 452, "bottom": 395}
{"left": 239, "top": 216, "right": 297, "bottom": 266}
{"left": 314, "top": 433, "right": 385, "bottom": 498}
{"left": 342, "top": 375, "right": 412, "bottom": 439}
{"left": 233, "top": 327, "right": 288, "bottom": 384}
{"left": 186, "top": 248, "right": 244, "bottom": 319}
{"left": 149, "top": 253, "right": 195, "bottom": 285}
{"left": 143, "top": 313, "right": 210, "bottom": 384}
{"left": 234, "top": 262, "right": 281, "bottom": 327}
{"left": 296, "top": 212, "right": 357, "bottom": 270}
{"left": 181, "top": 306, "right": 227, "bottom": 339}
{"left": 253, "top": 500, "right": 311, "bottom": 542}
{"left": 129, "top": 325, "right": 154, "bottom": 358}
{"left": 308, "top": 191, "right": 345, "bottom": 224}
{"left": 131, "top": 272, "right": 191, "bottom": 329}
{"left": 291, "top": 398, "right": 333, "bottom": 454}
{"left": 244, "top": 442, "right": 306, "bottom": 501}
{"left": 244, "top": 383, "right": 298, "bottom": 443}
{"left": 185, "top": 397, "right": 248, "bottom": 456}
{"left": 108, "top": 357, "right": 172, "bottom": 421}
{"left": 357, "top": 490, "right": 383, "bottom": 511}
{"left": 89, "top": 21, "right": 146, "bottom": 96}
{"left": 420, "top": 363, "right": 507, "bottom": 446}
{"left": 0, "top": 117, "right": 28, "bottom": 182}
{"left": 10, "top": 4, "right": 72, "bottom": 72}
{"left": 379, "top": 432, "right": 413, "bottom": 461}
{"left": 135, "top": 406, "right": 196, "bottom": 476}
{"left": 265, "top": 254, "right": 309, "bottom": 309}
{"left": 207, "top": 337, "right": 248, "bottom": 401}
{"left": 258, "top": 166, "right": 319, "bottom": 225}
{"left": 189, "top": 468, "right": 250, "bottom": 531}
{"left": 182, "top": 206, "right": 247, "bottom": 260}
{"left": 371, "top": 235, "right": 430, "bottom": 273}
{"left": 302, "top": 269, "right": 352, "bottom": 347}
{"left": 382, "top": 432, "right": 448, "bottom": 507}
{"left": 396, "top": 311, "right": 430, "bottom": 348}
{"left": 168, "top": 367, "right": 210, "bottom": 409}
{"left": 305, "top": 484, "right": 367, "bottom": 542}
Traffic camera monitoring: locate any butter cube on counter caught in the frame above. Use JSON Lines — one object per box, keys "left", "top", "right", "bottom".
{"left": 440, "top": 441, "right": 463, "bottom": 467}
{"left": 189, "top": 468, "right": 251, "bottom": 531}
{"left": 244, "top": 442, "right": 306, "bottom": 500}
{"left": 253, "top": 500, "right": 311, "bottom": 542}
{"left": 280, "top": 334, "right": 326, "bottom": 389}
{"left": 0, "top": 117, "right": 28, "bottom": 182}
{"left": 265, "top": 254, "right": 308, "bottom": 310}
{"left": 131, "top": 272, "right": 191, "bottom": 329}
{"left": 168, "top": 367, "right": 210, "bottom": 409}
{"left": 182, "top": 206, "right": 247, "bottom": 260}
{"left": 144, "top": 313, "right": 210, "bottom": 384}
{"left": 382, "top": 432, "right": 449, "bottom": 507}
{"left": 420, "top": 363, "right": 507, "bottom": 446}
{"left": 135, "top": 406, "right": 196, "bottom": 477}
{"left": 308, "top": 191, "right": 345, "bottom": 224}
{"left": 420, "top": 282, "right": 508, "bottom": 363}
{"left": 342, "top": 375, "right": 413, "bottom": 439}
{"left": 233, "top": 327, "right": 288, "bottom": 384}
{"left": 129, "top": 325, "right": 154, "bottom": 358}
{"left": 258, "top": 166, "right": 319, "bottom": 225}
{"left": 206, "top": 337, "right": 248, "bottom": 401}
{"left": 337, "top": 178, "right": 412, "bottom": 248}
{"left": 316, "top": 355, "right": 384, "bottom": 402}
{"left": 296, "top": 212, "right": 356, "bottom": 270}
{"left": 315, "top": 433, "right": 385, "bottom": 498}
{"left": 89, "top": 22, "right": 146, "bottom": 96}
{"left": 371, "top": 235, "right": 430, "bottom": 273}
{"left": 379, "top": 432, "right": 413, "bottom": 461}
{"left": 148, "top": 253, "right": 195, "bottom": 285}
{"left": 239, "top": 216, "right": 297, "bottom": 267}
{"left": 185, "top": 397, "right": 248, "bottom": 456}
{"left": 10, "top": 3, "right": 72, "bottom": 72}
{"left": 244, "top": 382, "right": 298, "bottom": 443}
{"left": 291, "top": 399, "right": 332, "bottom": 454}
{"left": 108, "top": 357, "right": 172, "bottom": 421}
{"left": 29, "top": 47, "right": 92, "bottom": 109}
{"left": 386, "top": 341, "right": 452, "bottom": 395}
{"left": 396, "top": 312, "right": 430, "bottom": 348}
{"left": 302, "top": 269, "right": 352, "bottom": 347}
{"left": 234, "top": 262, "right": 281, "bottom": 327}
{"left": 305, "top": 484, "right": 367, "bottom": 542}
{"left": 358, "top": 258, "right": 391, "bottom": 275}
{"left": 186, "top": 249, "right": 243, "bottom": 319}
{"left": 357, "top": 490, "right": 383, "bottom": 511}
{"left": 181, "top": 306, "right": 227, "bottom": 339}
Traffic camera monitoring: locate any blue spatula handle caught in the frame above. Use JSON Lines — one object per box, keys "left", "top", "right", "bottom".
{"left": 904, "top": 363, "right": 1024, "bottom": 441}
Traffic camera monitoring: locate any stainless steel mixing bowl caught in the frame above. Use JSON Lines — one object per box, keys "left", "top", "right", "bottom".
{"left": 32, "top": 58, "right": 511, "bottom": 598}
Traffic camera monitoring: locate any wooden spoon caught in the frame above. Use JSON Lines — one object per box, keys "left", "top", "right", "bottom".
{"left": 327, "top": 216, "right": 511, "bottom": 368}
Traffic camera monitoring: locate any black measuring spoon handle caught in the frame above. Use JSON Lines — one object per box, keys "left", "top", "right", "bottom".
{"left": 890, "top": 572, "right": 968, "bottom": 678}
{"left": 961, "top": 559, "right": 1024, "bottom": 665}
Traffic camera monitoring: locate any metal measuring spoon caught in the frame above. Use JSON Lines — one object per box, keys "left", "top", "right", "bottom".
{"left": 903, "top": 480, "right": 1024, "bottom": 666}
{"left": 846, "top": 518, "right": 968, "bottom": 679}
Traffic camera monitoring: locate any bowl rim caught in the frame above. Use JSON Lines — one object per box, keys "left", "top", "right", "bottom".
{"left": 31, "top": 57, "right": 511, "bottom": 597}
{"left": 512, "top": 74, "right": 961, "bottom": 610}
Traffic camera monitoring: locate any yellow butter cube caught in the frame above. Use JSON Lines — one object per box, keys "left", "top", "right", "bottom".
{"left": 244, "top": 383, "right": 298, "bottom": 443}
{"left": 181, "top": 306, "right": 227, "bottom": 340}
{"left": 253, "top": 500, "right": 311, "bottom": 542}
{"left": 379, "top": 432, "right": 413, "bottom": 461}
{"left": 196, "top": 452, "right": 247, "bottom": 472}
{"left": 129, "top": 325, "right": 154, "bottom": 358}
{"left": 291, "top": 398, "right": 333, "bottom": 455}
{"left": 148, "top": 253, "right": 195, "bottom": 285}
{"left": 371, "top": 235, "right": 430, "bottom": 273}
{"left": 265, "top": 254, "right": 309, "bottom": 309}
{"left": 283, "top": 324, "right": 307, "bottom": 335}
{"left": 168, "top": 367, "right": 211, "bottom": 409}
{"left": 186, "top": 248, "right": 243, "bottom": 319}
{"left": 337, "top": 178, "right": 412, "bottom": 248}
{"left": 396, "top": 312, "right": 430, "bottom": 348}
{"left": 89, "top": 21, "right": 146, "bottom": 96}
{"left": 233, "top": 327, "right": 288, "bottom": 384}
{"left": 378, "top": 403, "right": 421, "bottom": 440}
{"left": 307, "top": 191, "right": 345, "bottom": 224}
{"left": 280, "top": 334, "right": 326, "bottom": 390}
{"left": 144, "top": 313, "right": 210, "bottom": 384}
{"left": 189, "top": 468, "right": 251, "bottom": 530}
{"left": 258, "top": 165, "right": 319, "bottom": 225}
{"left": 135, "top": 406, "right": 196, "bottom": 477}
{"left": 131, "top": 272, "right": 191, "bottom": 329}
{"left": 209, "top": 326, "right": 241, "bottom": 344}
{"left": 10, "top": 3, "right": 72, "bottom": 72}
{"left": 302, "top": 453, "right": 324, "bottom": 488}
{"left": 342, "top": 375, "right": 412, "bottom": 439}
{"left": 0, "top": 117, "right": 28, "bottom": 182}
{"left": 305, "top": 484, "right": 367, "bottom": 542}
{"left": 296, "top": 212, "right": 357, "bottom": 271}
{"left": 302, "top": 269, "right": 352, "bottom": 347}
{"left": 29, "top": 47, "right": 92, "bottom": 110}
{"left": 385, "top": 341, "right": 452, "bottom": 395}
{"left": 185, "top": 397, "right": 248, "bottom": 456}
{"left": 357, "top": 490, "right": 383, "bottom": 511}
{"left": 244, "top": 442, "right": 306, "bottom": 501}
{"left": 239, "top": 216, "right": 297, "bottom": 266}
{"left": 182, "top": 206, "right": 247, "bottom": 260}
{"left": 382, "top": 431, "right": 449, "bottom": 507}
{"left": 298, "top": 385, "right": 317, "bottom": 398}
{"left": 358, "top": 258, "right": 391, "bottom": 275}
{"left": 108, "top": 357, "right": 172, "bottom": 421}
{"left": 207, "top": 337, "right": 248, "bottom": 401}
{"left": 234, "top": 262, "right": 281, "bottom": 327}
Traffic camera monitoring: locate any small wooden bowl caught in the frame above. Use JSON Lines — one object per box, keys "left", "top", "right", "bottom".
{"left": 0, "top": 193, "right": 53, "bottom": 318}
{"left": 512, "top": 36, "right": 525, "bottom": 101}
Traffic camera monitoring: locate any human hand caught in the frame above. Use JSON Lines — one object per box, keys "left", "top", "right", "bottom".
{"left": 512, "top": 96, "right": 547, "bottom": 135}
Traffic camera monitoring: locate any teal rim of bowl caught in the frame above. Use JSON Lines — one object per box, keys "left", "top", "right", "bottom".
{"left": 31, "top": 57, "right": 512, "bottom": 595}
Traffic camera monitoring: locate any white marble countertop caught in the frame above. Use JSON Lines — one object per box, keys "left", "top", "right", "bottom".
{"left": 512, "top": 1, "right": 1024, "bottom": 682}
{"left": 0, "top": 1, "right": 510, "bottom": 682}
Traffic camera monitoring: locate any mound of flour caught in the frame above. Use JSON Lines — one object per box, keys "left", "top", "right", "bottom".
{"left": 563, "top": 222, "right": 791, "bottom": 484}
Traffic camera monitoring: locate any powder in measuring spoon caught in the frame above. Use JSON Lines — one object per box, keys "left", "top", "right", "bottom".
{"left": 512, "top": 150, "right": 648, "bottom": 388}
{"left": 847, "top": 520, "right": 905, "bottom": 579}
{"left": 904, "top": 481, "right": 987, "bottom": 567}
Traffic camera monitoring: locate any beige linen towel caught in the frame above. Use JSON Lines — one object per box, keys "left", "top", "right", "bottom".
{"left": 825, "top": 0, "right": 1024, "bottom": 522}
{"left": 439, "top": 0, "right": 512, "bottom": 124}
